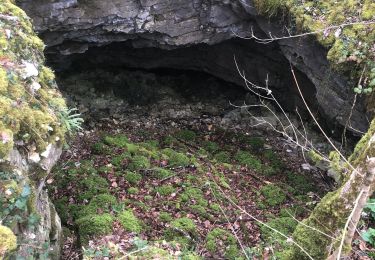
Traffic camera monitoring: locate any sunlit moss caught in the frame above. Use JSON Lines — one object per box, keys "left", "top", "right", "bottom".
{"left": 0, "top": 0, "right": 68, "bottom": 157}
{"left": 0, "top": 225, "right": 17, "bottom": 256}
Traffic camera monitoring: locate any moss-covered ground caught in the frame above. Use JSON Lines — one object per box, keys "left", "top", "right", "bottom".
{"left": 49, "top": 122, "right": 324, "bottom": 259}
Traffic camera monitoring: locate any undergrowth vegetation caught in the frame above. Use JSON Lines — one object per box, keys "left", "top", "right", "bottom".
{"left": 49, "top": 126, "right": 321, "bottom": 258}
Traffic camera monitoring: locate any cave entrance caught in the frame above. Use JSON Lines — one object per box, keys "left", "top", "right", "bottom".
{"left": 47, "top": 38, "right": 318, "bottom": 127}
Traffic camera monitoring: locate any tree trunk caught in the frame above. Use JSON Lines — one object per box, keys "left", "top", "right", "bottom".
{"left": 282, "top": 120, "right": 375, "bottom": 260}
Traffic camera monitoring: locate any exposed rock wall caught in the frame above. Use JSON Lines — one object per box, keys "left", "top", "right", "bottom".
{"left": 0, "top": 1, "right": 65, "bottom": 258}
{"left": 17, "top": 0, "right": 369, "bottom": 134}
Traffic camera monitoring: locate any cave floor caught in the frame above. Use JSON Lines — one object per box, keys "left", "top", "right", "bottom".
{"left": 49, "top": 113, "right": 329, "bottom": 259}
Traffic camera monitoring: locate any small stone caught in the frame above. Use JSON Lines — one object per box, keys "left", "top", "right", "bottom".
{"left": 301, "top": 163, "right": 312, "bottom": 171}
{"left": 41, "top": 143, "right": 52, "bottom": 158}
{"left": 5, "top": 29, "right": 11, "bottom": 39}
{"left": 21, "top": 61, "right": 38, "bottom": 79}
{"left": 29, "top": 152, "right": 41, "bottom": 163}
{"left": 30, "top": 81, "right": 41, "bottom": 92}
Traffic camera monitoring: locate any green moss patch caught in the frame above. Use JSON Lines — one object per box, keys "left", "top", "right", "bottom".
{"left": 155, "top": 185, "right": 176, "bottom": 196}
{"left": 118, "top": 210, "right": 142, "bottom": 233}
{"left": 260, "top": 217, "right": 298, "bottom": 242}
{"left": 206, "top": 228, "right": 239, "bottom": 259}
{"left": 162, "top": 148, "right": 191, "bottom": 166}
{"left": 127, "top": 155, "right": 150, "bottom": 171}
{"left": 124, "top": 172, "right": 142, "bottom": 185}
{"left": 234, "top": 151, "right": 262, "bottom": 171}
{"left": 213, "top": 151, "right": 231, "bottom": 163}
{"left": 49, "top": 126, "right": 323, "bottom": 258}
{"left": 259, "top": 184, "right": 287, "bottom": 207}
{"left": 175, "top": 130, "right": 196, "bottom": 141}
{"left": 77, "top": 214, "right": 114, "bottom": 243}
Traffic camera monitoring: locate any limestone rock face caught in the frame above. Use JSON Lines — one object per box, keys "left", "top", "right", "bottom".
{"left": 17, "top": 0, "right": 369, "bottom": 134}
{"left": 6, "top": 148, "right": 62, "bottom": 259}
{"left": 0, "top": 1, "right": 66, "bottom": 258}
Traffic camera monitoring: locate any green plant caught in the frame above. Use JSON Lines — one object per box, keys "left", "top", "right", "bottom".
{"left": 362, "top": 228, "right": 375, "bottom": 247}
{"left": 58, "top": 107, "right": 84, "bottom": 133}
{"left": 365, "top": 198, "right": 375, "bottom": 219}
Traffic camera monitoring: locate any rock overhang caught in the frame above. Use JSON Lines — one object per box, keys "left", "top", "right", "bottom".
{"left": 16, "top": 0, "right": 370, "bottom": 135}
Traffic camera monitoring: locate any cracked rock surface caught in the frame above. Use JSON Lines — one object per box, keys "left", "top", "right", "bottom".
{"left": 17, "top": 0, "right": 369, "bottom": 134}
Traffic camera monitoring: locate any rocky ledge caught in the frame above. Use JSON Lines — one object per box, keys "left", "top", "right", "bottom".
{"left": 17, "top": 0, "right": 369, "bottom": 135}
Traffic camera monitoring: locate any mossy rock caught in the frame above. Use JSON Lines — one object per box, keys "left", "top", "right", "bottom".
{"left": 238, "top": 135, "right": 264, "bottom": 152}
{"left": 76, "top": 214, "right": 114, "bottom": 243}
{"left": 127, "top": 155, "right": 150, "bottom": 171}
{"left": 206, "top": 228, "right": 239, "bottom": 259}
{"left": 0, "top": 0, "right": 68, "bottom": 158}
{"left": 247, "top": 137, "right": 265, "bottom": 151}
{"left": 124, "top": 171, "right": 142, "bottom": 185}
{"left": 171, "top": 218, "right": 196, "bottom": 233}
{"left": 213, "top": 151, "right": 231, "bottom": 163}
{"left": 0, "top": 224, "right": 17, "bottom": 256}
{"left": 118, "top": 209, "right": 142, "bottom": 233}
{"left": 234, "top": 151, "right": 262, "bottom": 171}
{"left": 155, "top": 185, "right": 176, "bottom": 196}
{"left": 261, "top": 165, "right": 279, "bottom": 176}
{"left": 259, "top": 184, "right": 286, "bottom": 207}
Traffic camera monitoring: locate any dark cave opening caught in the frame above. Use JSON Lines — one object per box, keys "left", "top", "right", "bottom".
{"left": 44, "top": 36, "right": 361, "bottom": 144}
{"left": 46, "top": 38, "right": 319, "bottom": 121}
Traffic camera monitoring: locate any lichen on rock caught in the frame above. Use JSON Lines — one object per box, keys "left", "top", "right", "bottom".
{"left": 0, "top": 0, "right": 67, "bottom": 158}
